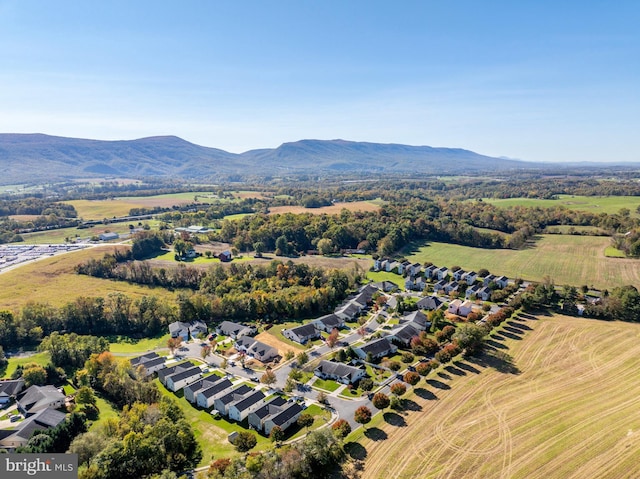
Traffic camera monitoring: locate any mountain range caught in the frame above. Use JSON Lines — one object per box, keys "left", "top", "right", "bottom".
{"left": 0, "top": 133, "right": 541, "bottom": 184}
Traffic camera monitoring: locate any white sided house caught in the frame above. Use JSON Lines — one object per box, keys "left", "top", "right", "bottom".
{"left": 313, "top": 313, "right": 344, "bottom": 333}
{"left": 214, "top": 385, "right": 254, "bottom": 416}
{"left": 314, "top": 360, "right": 366, "bottom": 385}
{"left": 17, "top": 385, "right": 65, "bottom": 416}
{"left": 217, "top": 321, "right": 255, "bottom": 339}
{"left": 227, "top": 390, "right": 266, "bottom": 422}
{"left": 248, "top": 396, "right": 288, "bottom": 432}
{"left": 283, "top": 323, "right": 320, "bottom": 344}
{"left": 263, "top": 402, "right": 305, "bottom": 436}
{"left": 196, "top": 378, "right": 234, "bottom": 409}
{"left": 235, "top": 336, "right": 279, "bottom": 362}
{"left": 354, "top": 337, "right": 397, "bottom": 361}
{"left": 165, "top": 366, "right": 202, "bottom": 392}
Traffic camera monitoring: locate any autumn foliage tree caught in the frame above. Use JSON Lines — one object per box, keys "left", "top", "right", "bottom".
{"left": 260, "top": 369, "right": 277, "bottom": 386}
{"left": 354, "top": 406, "right": 372, "bottom": 429}
{"left": 403, "top": 371, "right": 420, "bottom": 386}
{"left": 331, "top": 419, "right": 352, "bottom": 439}
{"left": 326, "top": 328, "right": 340, "bottom": 349}
{"left": 372, "top": 392, "right": 390, "bottom": 410}
{"left": 390, "top": 382, "right": 407, "bottom": 397}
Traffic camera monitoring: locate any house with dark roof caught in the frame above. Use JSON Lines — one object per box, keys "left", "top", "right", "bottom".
{"left": 313, "top": 313, "right": 344, "bottom": 333}
{"left": 388, "top": 322, "right": 422, "bottom": 347}
{"left": 248, "top": 396, "right": 287, "bottom": 432}
{"left": 405, "top": 275, "right": 426, "bottom": 291}
{"left": 0, "top": 379, "right": 25, "bottom": 403}
{"left": 495, "top": 276, "right": 509, "bottom": 288}
{"left": 482, "top": 274, "right": 497, "bottom": 287}
{"left": 400, "top": 310, "right": 430, "bottom": 330}
{"left": 184, "top": 378, "right": 219, "bottom": 404}
{"left": 217, "top": 321, "right": 255, "bottom": 339}
{"left": 165, "top": 366, "right": 202, "bottom": 392}
{"left": 335, "top": 301, "right": 362, "bottom": 321}
{"left": 0, "top": 407, "right": 66, "bottom": 449}
{"left": 465, "top": 284, "right": 480, "bottom": 299}
{"left": 416, "top": 295, "right": 444, "bottom": 311}
{"left": 436, "top": 266, "right": 449, "bottom": 280}
{"left": 196, "top": 378, "right": 234, "bottom": 409}
{"left": 158, "top": 362, "right": 194, "bottom": 386}
{"left": 353, "top": 337, "right": 397, "bottom": 361}
{"left": 453, "top": 269, "right": 466, "bottom": 281}
{"left": 228, "top": 390, "right": 266, "bottom": 422}
{"left": 263, "top": 402, "right": 304, "bottom": 435}
{"left": 130, "top": 352, "right": 166, "bottom": 377}
{"left": 462, "top": 271, "right": 477, "bottom": 284}
{"left": 372, "top": 280, "right": 397, "bottom": 292}
{"left": 169, "top": 321, "right": 191, "bottom": 340}
{"left": 477, "top": 286, "right": 492, "bottom": 301}
{"left": 314, "top": 360, "right": 366, "bottom": 385}
{"left": 235, "top": 337, "right": 278, "bottom": 362}
{"left": 433, "top": 279, "right": 447, "bottom": 293}
{"left": 424, "top": 265, "right": 438, "bottom": 279}
{"left": 17, "top": 385, "right": 65, "bottom": 416}
{"left": 283, "top": 323, "right": 320, "bottom": 344}
{"left": 214, "top": 385, "right": 253, "bottom": 416}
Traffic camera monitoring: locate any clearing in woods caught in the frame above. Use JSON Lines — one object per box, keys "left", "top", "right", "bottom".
{"left": 267, "top": 201, "right": 381, "bottom": 215}
{"left": 406, "top": 234, "right": 640, "bottom": 289}
{"left": 357, "top": 313, "right": 640, "bottom": 479}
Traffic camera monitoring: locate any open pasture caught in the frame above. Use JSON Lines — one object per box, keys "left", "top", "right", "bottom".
{"left": 65, "top": 191, "right": 216, "bottom": 219}
{"left": 359, "top": 313, "right": 640, "bottom": 479}
{"left": 268, "top": 200, "right": 381, "bottom": 216}
{"left": 0, "top": 245, "right": 176, "bottom": 310}
{"left": 482, "top": 194, "right": 640, "bottom": 216}
{"left": 406, "top": 235, "right": 640, "bottom": 289}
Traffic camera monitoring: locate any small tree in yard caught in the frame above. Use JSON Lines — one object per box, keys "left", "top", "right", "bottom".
{"left": 332, "top": 419, "right": 352, "bottom": 440}
{"left": 403, "top": 371, "right": 420, "bottom": 386}
{"left": 326, "top": 328, "right": 340, "bottom": 349}
{"left": 297, "top": 413, "right": 314, "bottom": 431}
{"left": 296, "top": 351, "right": 309, "bottom": 366}
{"left": 167, "top": 337, "right": 182, "bottom": 355}
{"left": 284, "top": 350, "right": 295, "bottom": 361}
{"left": 200, "top": 344, "right": 212, "bottom": 360}
{"left": 390, "top": 382, "right": 407, "bottom": 397}
{"left": 270, "top": 425, "right": 284, "bottom": 445}
{"left": 401, "top": 351, "right": 415, "bottom": 363}
{"left": 372, "top": 392, "right": 390, "bottom": 410}
{"left": 235, "top": 431, "right": 257, "bottom": 452}
{"left": 260, "top": 370, "right": 277, "bottom": 386}
{"left": 354, "top": 406, "right": 372, "bottom": 430}
{"left": 416, "top": 362, "right": 435, "bottom": 376}
{"left": 390, "top": 395, "right": 403, "bottom": 411}
{"left": 317, "top": 390, "right": 329, "bottom": 405}
{"left": 359, "top": 378, "right": 374, "bottom": 392}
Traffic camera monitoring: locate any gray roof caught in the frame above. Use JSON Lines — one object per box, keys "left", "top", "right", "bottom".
{"left": 401, "top": 310, "right": 429, "bottom": 329}
{"left": 130, "top": 352, "right": 160, "bottom": 367}
{"left": 358, "top": 337, "right": 394, "bottom": 357}
{"left": 288, "top": 323, "right": 319, "bottom": 338}
{"left": 417, "top": 295, "right": 443, "bottom": 310}
{"left": 158, "top": 362, "right": 193, "bottom": 382}
{"left": 18, "top": 385, "right": 65, "bottom": 414}
{"left": 218, "top": 385, "right": 252, "bottom": 405}
{"left": 316, "top": 314, "right": 342, "bottom": 329}
{"left": 166, "top": 366, "right": 201, "bottom": 385}
{"left": 270, "top": 402, "right": 304, "bottom": 426}
{"left": 199, "top": 378, "right": 233, "bottom": 399}
{"left": 0, "top": 379, "right": 25, "bottom": 397}
{"left": 219, "top": 321, "right": 252, "bottom": 336}
{"left": 169, "top": 321, "right": 190, "bottom": 335}
{"left": 10, "top": 407, "right": 67, "bottom": 440}
{"left": 315, "top": 360, "right": 363, "bottom": 381}
{"left": 251, "top": 396, "right": 287, "bottom": 420}
{"left": 390, "top": 323, "right": 422, "bottom": 344}
{"left": 230, "top": 390, "right": 265, "bottom": 413}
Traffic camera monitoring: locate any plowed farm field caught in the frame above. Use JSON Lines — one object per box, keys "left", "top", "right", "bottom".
{"left": 358, "top": 313, "right": 640, "bottom": 479}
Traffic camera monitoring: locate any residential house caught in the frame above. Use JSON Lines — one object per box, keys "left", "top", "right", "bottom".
{"left": 436, "top": 266, "right": 449, "bottom": 280}
{"left": 165, "top": 366, "right": 202, "bottom": 392}
{"left": 169, "top": 321, "right": 191, "bottom": 340}
{"left": 482, "top": 274, "right": 497, "bottom": 287}
{"left": 217, "top": 321, "right": 255, "bottom": 339}
{"left": 388, "top": 322, "right": 423, "bottom": 347}
{"left": 386, "top": 260, "right": 399, "bottom": 272}
{"left": 227, "top": 390, "right": 266, "bottom": 422}
{"left": 400, "top": 310, "right": 430, "bottom": 330}
{"left": 130, "top": 352, "right": 166, "bottom": 377}
{"left": 219, "top": 251, "right": 232, "bottom": 262}
{"left": 263, "top": 402, "right": 304, "bottom": 436}
{"left": 424, "top": 265, "right": 438, "bottom": 279}
{"left": 283, "top": 323, "right": 321, "bottom": 344}
{"left": 314, "top": 360, "right": 366, "bottom": 385}
{"left": 335, "top": 301, "right": 362, "bottom": 321}
{"left": 0, "top": 379, "right": 25, "bottom": 403}
{"left": 408, "top": 262, "right": 423, "bottom": 276}
{"left": 196, "top": 378, "right": 234, "bottom": 409}
{"left": 17, "top": 385, "right": 65, "bottom": 416}
{"left": 235, "top": 336, "right": 279, "bottom": 362}
{"left": 477, "top": 286, "right": 492, "bottom": 301}
{"left": 405, "top": 275, "right": 426, "bottom": 291}
{"left": 465, "top": 284, "right": 480, "bottom": 299}
{"left": 462, "top": 271, "right": 477, "bottom": 284}
{"left": 372, "top": 280, "right": 398, "bottom": 292}
{"left": 379, "top": 259, "right": 389, "bottom": 272}
{"left": 452, "top": 269, "right": 466, "bottom": 281}
{"left": 184, "top": 378, "right": 219, "bottom": 404}
{"left": 458, "top": 300, "right": 474, "bottom": 317}
{"left": 313, "top": 313, "right": 344, "bottom": 333}
{"left": 444, "top": 281, "right": 460, "bottom": 295}
{"left": 158, "top": 363, "right": 194, "bottom": 386}
{"left": 214, "top": 385, "right": 253, "bottom": 416}
{"left": 495, "top": 276, "right": 509, "bottom": 288}
{"left": 353, "top": 337, "right": 397, "bottom": 361}
{"left": 398, "top": 260, "right": 411, "bottom": 275}
{"left": 248, "top": 396, "right": 288, "bottom": 432}
{"left": 0, "top": 408, "right": 66, "bottom": 450}
{"left": 373, "top": 258, "right": 383, "bottom": 271}
{"left": 416, "top": 295, "right": 444, "bottom": 311}
{"left": 448, "top": 299, "right": 463, "bottom": 315}
{"left": 433, "top": 279, "right": 447, "bottom": 293}
{"left": 190, "top": 320, "right": 208, "bottom": 338}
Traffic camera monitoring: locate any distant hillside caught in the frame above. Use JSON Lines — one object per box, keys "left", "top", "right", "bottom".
{"left": 0, "top": 134, "right": 539, "bottom": 184}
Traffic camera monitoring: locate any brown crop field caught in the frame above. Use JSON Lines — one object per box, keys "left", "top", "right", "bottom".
{"left": 357, "top": 313, "right": 640, "bottom": 479}
{"left": 0, "top": 246, "right": 176, "bottom": 310}
{"left": 268, "top": 201, "right": 381, "bottom": 215}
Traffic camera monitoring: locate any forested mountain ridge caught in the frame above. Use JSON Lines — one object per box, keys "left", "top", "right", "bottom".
{"left": 0, "top": 133, "right": 541, "bottom": 184}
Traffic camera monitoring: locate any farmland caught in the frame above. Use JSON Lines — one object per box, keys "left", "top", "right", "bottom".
{"left": 359, "top": 313, "right": 640, "bottom": 479}
{"left": 0, "top": 245, "right": 176, "bottom": 310}
{"left": 406, "top": 235, "right": 640, "bottom": 289}
{"left": 65, "top": 191, "right": 218, "bottom": 219}
{"left": 267, "top": 200, "right": 381, "bottom": 216}
{"left": 482, "top": 194, "right": 640, "bottom": 216}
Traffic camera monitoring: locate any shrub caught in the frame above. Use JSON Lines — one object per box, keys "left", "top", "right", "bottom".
{"left": 401, "top": 352, "right": 415, "bottom": 363}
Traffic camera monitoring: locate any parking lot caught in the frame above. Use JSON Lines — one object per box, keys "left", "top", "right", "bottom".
{"left": 0, "top": 244, "right": 89, "bottom": 273}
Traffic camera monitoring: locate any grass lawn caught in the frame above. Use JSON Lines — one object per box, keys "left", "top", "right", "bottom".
{"left": 263, "top": 322, "right": 308, "bottom": 351}
{"left": 108, "top": 334, "right": 170, "bottom": 354}
{"left": 0, "top": 246, "right": 177, "bottom": 310}
{"left": 604, "top": 246, "right": 626, "bottom": 258}
{"left": 286, "top": 404, "right": 332, "bottom": 441}
{"left": 481, "top": 194, "right": 640, "bottom": 216}
{"left": 312, "top": 378, "right": 342, "bottom": 392}
{"left": 366, "top": 271, "right": 405, "bottom": 289}
{"left": 2, "top": 352, "right": 51, "bottom": 379}
{"left": 404, "top": 235, "right": 640, "bottom": 289}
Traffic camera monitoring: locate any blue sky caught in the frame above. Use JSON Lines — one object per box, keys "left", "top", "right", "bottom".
{"left": 1, "top": 1, "right": 639, "bottom": 162}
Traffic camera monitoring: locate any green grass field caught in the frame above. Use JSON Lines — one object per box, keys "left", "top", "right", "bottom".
{"left": 366, "top": 271, "right": 405, "bottom": 289}
{"left": 482, "top": 194, "right": 640, "bottom": 216}
{"left": 108, "top": 334, "right": 170, "bottom": 354}
{"left": 404, "top": 235, "right": 640, "bottom": 289}
{"left": 1, "top": 352, "right": 51, "bottom": 379}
